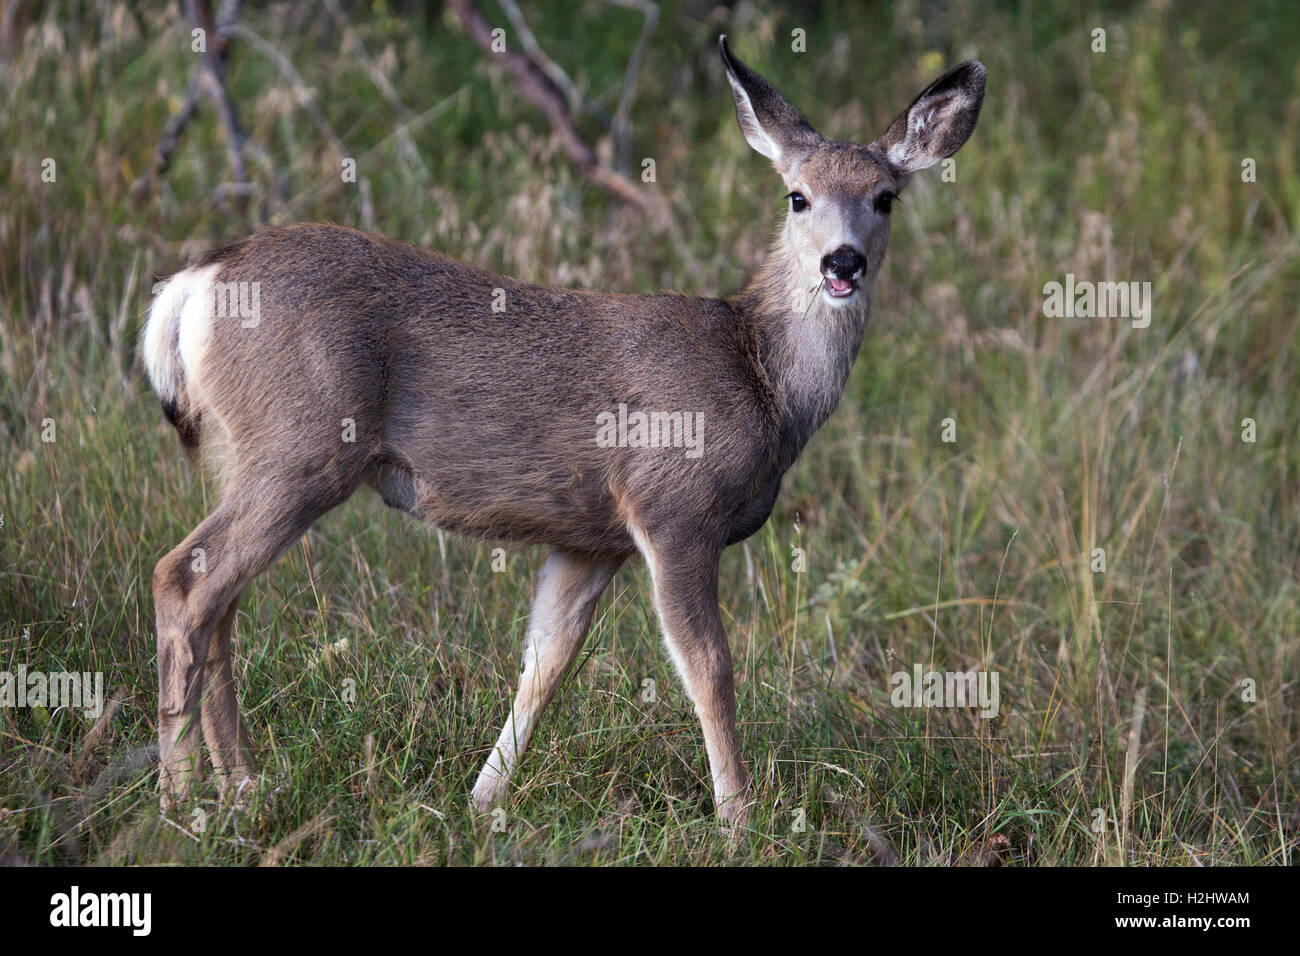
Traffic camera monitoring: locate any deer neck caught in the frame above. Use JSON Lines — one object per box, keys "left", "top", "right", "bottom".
{"left": 735, "top": 238, "right": 871, "bottom": 460}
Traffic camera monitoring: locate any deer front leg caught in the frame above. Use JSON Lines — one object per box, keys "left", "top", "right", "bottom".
{"left": 471, "top": 549, "right": 623, "bottom": 811}
{"left": 631, "top": 527, "right": 752, "bottom": 828}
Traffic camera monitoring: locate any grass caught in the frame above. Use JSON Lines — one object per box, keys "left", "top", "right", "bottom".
{"left": 0, "top": 0, "right": 1297, "bottom": 865}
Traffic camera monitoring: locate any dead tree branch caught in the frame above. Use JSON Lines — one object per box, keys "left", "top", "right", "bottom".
{"left": 132, "top": 0, "right": 258, "bottom": 208}
{"left": 446, "top": 0, "right": 659, "bottom": 214}
{"left": 226, "top": 22, "right": 375, "bottom": 228}
{"left": 607, "top": 0, "right": 659, "bottom": 173}
{"left": 499, "top": 0, "right": 615, "bottom": 132}
{"left": 193, "top": 0, "right": 247, "bottom": 190}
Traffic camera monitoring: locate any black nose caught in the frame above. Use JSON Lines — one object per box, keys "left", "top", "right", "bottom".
{"left": 821, "top": 246, "right": 866, "bottom": 279}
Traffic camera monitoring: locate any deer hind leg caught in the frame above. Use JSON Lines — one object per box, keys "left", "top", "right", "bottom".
{"left": 154, "top": 508, "right": 229, "bottom": 810}
{"left": 200, "top": 595, "right": 258, "bottom": 804}
{"left": 631, "top": 526, "right": 752, "bottom": 827}
{"left": 471, "top": 549, "right": 624, "bottom": 811}
{"left": 154, "top": 472, "right": 352, "bottom": 810}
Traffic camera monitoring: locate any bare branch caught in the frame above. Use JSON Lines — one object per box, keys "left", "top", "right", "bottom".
{"left": 132, "top": 0, "right": 259, "bottom": 208}
{"left": 606, "top": 0, "right": 659, "bottom": 172}
{"left": 445, "top": 0, "right": 660, "bottom": 214}
{"left": 499, "top": 0, "right": 614, "bottom": 131}
{"left": 226, "top": 22, "right": 374, "bottom": 226}
{"left": 191, "top": 0, "right": 248, "bottom": 196}
{"left": 498, "top": 0, "right": 581, "bottom": 113}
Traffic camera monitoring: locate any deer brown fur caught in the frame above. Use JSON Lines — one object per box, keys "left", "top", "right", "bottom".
{"left": 142, "top": 37, "right": 985, "bottom": 827}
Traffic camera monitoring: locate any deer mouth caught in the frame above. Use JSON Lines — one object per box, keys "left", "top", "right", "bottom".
{"left": 824, "top": 276, "right": 859, "bottom": 299}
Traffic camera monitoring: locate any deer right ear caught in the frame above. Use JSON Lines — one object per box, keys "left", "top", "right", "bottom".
{"left": 719, "top": 36, "right": 822, "bottom": 176}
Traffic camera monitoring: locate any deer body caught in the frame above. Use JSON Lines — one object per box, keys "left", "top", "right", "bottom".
{"left": 143, "top": 38, "right": 984, "bottom": 827}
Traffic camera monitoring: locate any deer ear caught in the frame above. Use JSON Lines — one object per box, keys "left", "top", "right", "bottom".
{"left": 872, "top": 60, "right": 986, "bottom": 175}
{"left": 719, "top": 36, "right": 822, "bottom": 176}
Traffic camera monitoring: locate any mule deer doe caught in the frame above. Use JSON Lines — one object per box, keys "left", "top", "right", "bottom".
{"left": 142, "top": 38, "right": 984, "bottom": 827}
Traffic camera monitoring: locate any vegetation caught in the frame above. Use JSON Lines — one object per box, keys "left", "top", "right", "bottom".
{"left": 0, "top": 0, "right": 1296, "bottom": 865}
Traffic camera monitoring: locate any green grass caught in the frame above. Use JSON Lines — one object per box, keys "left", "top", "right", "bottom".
{"left": 1, "top": 0, "right": 1297, "bottom": 865}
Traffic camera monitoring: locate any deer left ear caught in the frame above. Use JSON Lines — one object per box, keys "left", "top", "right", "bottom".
{"left": 872, "top": 60, "right": 986, "bottom": 175}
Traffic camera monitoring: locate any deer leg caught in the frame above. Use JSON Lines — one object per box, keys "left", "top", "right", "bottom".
{"left": 155, "top": 473, "right": 348, "bottom": 810}
{"left": 154, "top": 509, "right": 230, "bottom": 810}
{"left": 471, "top": 549, "right": 623, "bottom": 811}
{"left": 631, "top": 527, "right": 752, "bottom": 827}
{"left": 200, "top": 595, "right": 258, "bottom": 804}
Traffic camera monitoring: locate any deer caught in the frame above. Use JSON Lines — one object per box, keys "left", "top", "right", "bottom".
{"left": 141, "top": 36, "right": 985, "bottom": 829}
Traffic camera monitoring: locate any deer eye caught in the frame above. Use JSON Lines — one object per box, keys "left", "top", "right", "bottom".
{"left": 874, "top": 191, "right": 898, "bottom": 215}
{"left": 786, "top": 191, "right": 809, "bottom": 213}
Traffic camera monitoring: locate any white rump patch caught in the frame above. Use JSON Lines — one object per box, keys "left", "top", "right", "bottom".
{"left": 142, "top": 263, "right": 221, "bottom": 405}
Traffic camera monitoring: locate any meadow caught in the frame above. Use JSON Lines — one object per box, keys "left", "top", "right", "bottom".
{"left": 0, "top": 0, "right": 1296, "bottom": 865}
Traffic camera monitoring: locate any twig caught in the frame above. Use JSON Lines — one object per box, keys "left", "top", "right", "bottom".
{"left": 130, "top": 74, "right": 202, "bottom": 202}
{"left": 605, "top": 0, "right": 659, "bottom": 172}
{"left": 445, "top": 0, "right": 658, "bottom": 213}
{"left": 151, "top": 76, "right": 201, "bottom": 179}
{"left": 498, "top": 0, "right": 581, "bottom": 113}
{"left": 227, "top": 24, "right": 343, "bottom": 152}
{"left": 71, "top": 685, "right": 131, "bottom": 782}
{"left": 226, "top": 22, "right": 374, "bottom": 226}
{"left": 281, "top": 87, "right": 465, "bottom": 219}
{"left": 259, "top": 809, "right": 335, "bottom": 866}
{"left": 498, "top": 0, "right": 614, "bottom": 132}
{"left": 131, "top": 0, "right": 259, "bottom": 207}
{"left": 192, "top": 0, "right": 249, "bottom": 201}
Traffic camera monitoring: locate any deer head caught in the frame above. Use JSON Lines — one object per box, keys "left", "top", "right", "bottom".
{"left": 720, "top": 36, "right": 986, "bottom": 309}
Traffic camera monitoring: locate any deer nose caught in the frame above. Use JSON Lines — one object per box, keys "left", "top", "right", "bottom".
{"left": 820, "top": 246, "right": 866, "bottom": 280}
